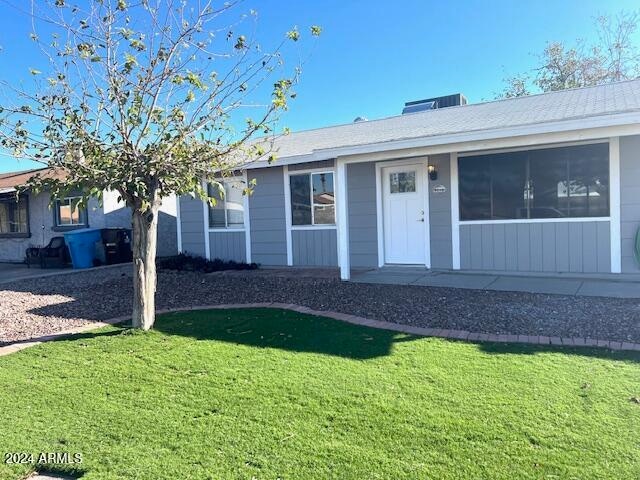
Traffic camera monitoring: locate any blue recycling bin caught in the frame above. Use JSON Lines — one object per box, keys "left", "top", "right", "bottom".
{"left": 63, "top": 228, "right": 102, "bottom": 269}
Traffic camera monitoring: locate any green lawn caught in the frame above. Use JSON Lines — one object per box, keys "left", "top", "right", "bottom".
{"left": 1, "top": 309, "right": 639, "bottom": 479}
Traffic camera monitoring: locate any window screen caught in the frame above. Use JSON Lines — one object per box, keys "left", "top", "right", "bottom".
{"left": 458, "top": 143, "right": 609, "bottom": 221}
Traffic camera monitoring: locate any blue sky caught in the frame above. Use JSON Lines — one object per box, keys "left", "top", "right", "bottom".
{"left": 0, "top": 0, "right": 637, "bottom": 173}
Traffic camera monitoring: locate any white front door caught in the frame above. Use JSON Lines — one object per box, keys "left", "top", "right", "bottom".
{"left": 382, "top": 163, "right": 426, "bottom": 264}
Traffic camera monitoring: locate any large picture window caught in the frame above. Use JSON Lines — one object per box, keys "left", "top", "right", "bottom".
{"left": 55, "top": 196, "right": 87, "bottom": 227}
{"left": 0, "top": 195, "right": 28, "bottom": 236}
{"left": 207, "top": 178, "right": 245, "bottom": 229}
{"left": 289, "top": 171, "right": 335, "bottom": 226}
{"left": 458, "top": 143, "right": 609, "bottom": 221}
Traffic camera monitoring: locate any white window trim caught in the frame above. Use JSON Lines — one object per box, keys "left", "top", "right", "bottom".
{"left": 243, "top": 171, "right": 252, "bottom": 264}
{"left": 55, "top": 196, "right": 86, "bottom": 227}
{"left": 208, "top": 228, "right": 246, "bottom": 232}
{"left": 459, "top": 217, "right": 611, "bottom": 225}
{"left": 283, "top": 165, "right": 293, "bottom": 266}
{"left": 290, "top": 225, "right": 337, "bottom": 231}
{"left": 201, "top": 179, "right": 211, "bottom": 260}
{"left": 450, "top": 152, "right": 460, "bottom": 269}
{"left": 286, "top": 167, "right": 337, "bottom": 229}
{"left": 336, "top": 158, "right": 349, "bottom": 280}
{"left": 609, "top": 136, "right": 621, "bottom": 273}
{"left": 176, "top": 195, "right": 183, "bottom": 253}
{"left": 207, "top": 176, "right": 247, "bottom": 232}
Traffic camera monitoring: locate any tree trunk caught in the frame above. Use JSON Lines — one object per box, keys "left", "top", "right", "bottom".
{"left": 131, "top": 205, "right": 159, "bottom": 330}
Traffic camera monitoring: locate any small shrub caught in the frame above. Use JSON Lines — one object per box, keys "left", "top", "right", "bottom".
{"left": 157, "top": 253, "right": 259, "bottom": 273}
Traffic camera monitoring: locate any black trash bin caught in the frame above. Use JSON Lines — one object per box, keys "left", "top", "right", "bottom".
{"left": 101, "top": 228, "right": 133, "bottom": 265}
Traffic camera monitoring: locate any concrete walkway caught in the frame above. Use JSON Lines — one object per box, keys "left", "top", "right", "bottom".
{"left": 0, "top": 262, "right": 69, "bottom": 284}
{"left": 351, "top": 268, "right": 640, "bottom": 298}
{"left": 0, "top": 262, "right": 133, "bottom": 286}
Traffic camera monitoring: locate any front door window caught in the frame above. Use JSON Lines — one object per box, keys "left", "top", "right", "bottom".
{"left": 389, "top": 171, "right": 416, "bottom": 193}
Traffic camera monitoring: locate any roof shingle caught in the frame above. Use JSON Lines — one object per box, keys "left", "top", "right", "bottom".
{"left": 0, "top": 167, "right": 65, "bottom": 190}
{"left": 266, "top": 79, "right": 640, "bottom": 159}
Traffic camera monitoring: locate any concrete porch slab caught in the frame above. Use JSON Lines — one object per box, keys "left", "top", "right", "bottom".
{"left": 485, "top": 276, "right": 583, "bottom": 296}
{"left": 349, "top": 268, "right": 640, "bottom": 298}
{"left": 350, "top": 271, "right": 426, "bottom": 285}
{"left": 411, "top": 273, "right": 498, "bottom": 289}
{"left": 577, "top": 280, "right": 640, "bottom": 298}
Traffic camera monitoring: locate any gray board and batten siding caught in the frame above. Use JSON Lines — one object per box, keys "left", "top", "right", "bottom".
{"left": 428, "top": 154, "right": 453, "bottom": 269}
{"left": 208, "top": 231, "right": 246, "bottom": 263}
{"left": 247, "top": 167, "right": 288, "bottom": 266}
{"left": 291, "top": 229, "right": 338, "bottom": 266}
{"left": 178, "top": 194, "right": 207, "bottom": 258}
{"left": 459, "top": 221, "right": 611, "bottom": 273}
{"left": 347, "top": 162, "right": 379, "bottom": 268}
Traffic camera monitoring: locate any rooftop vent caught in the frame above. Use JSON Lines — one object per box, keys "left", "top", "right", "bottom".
{"left": 402, "top": 93, "right": 467, "bottom": 114}
{"left": 353, "top": 116, "right": 368, "bottom": 123}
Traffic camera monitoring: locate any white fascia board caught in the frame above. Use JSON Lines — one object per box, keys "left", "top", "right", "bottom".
{"left": 245, "top": 112, "right": 640, "bottom": 169}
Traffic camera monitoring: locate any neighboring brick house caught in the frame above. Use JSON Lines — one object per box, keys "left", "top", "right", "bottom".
{"left": 0, "top": 168, "right": 178, "bottom": 262}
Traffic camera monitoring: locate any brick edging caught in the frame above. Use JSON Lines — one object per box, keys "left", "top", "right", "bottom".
{"left": 1, "top": 303, "right": 639, "bottom": 357}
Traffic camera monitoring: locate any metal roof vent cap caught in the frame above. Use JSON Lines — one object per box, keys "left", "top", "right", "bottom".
{"left": 353, "top": 116, "right": 368, "bottom": 123}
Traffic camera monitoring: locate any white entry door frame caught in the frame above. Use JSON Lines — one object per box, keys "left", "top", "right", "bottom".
{"left": 376, "top": 157, "right": 431, "bottom": 268}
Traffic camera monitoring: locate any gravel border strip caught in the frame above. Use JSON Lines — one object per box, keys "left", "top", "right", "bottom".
{"left": 2, "top": 303, "right": 639, "bottom": 358}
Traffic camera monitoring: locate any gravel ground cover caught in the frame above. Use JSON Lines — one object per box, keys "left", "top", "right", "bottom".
{"left": 1, "top": 265, "right": 640, "bottom": 345}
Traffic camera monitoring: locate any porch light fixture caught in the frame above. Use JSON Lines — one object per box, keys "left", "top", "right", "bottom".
{"left": 428, "top": 164, "right": 438, "bottom": 181}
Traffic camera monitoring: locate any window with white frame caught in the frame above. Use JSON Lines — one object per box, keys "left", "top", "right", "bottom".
{"left": 289, "top": 171, "right": 335, "bottom": 226}
{"left": 207, "top": 178, "right": 245, "bottom": 229}
{"left": 55, "top": 196, "right": 87, "bottom": 227}
{"left": 458, "top": 143, "right": 610, "bottom": 221}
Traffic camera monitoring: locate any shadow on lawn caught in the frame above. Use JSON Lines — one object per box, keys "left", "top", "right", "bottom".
{"left": 36, "top": 464, "right": 86, "bottom": 479}
{"left": 3, "top": 328, "right": 126, "bottom": 348}
{"left": 5, "top": 305, "right": 640, "bottom": 363}
{"left": 152, "top": 309, "right": 640, "bottom": 362}
{"left": 153, "top": 308, "right": 421, "bottom": 360}
{"left": 476, "top": 341, "right": 640, "bottom": 363}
